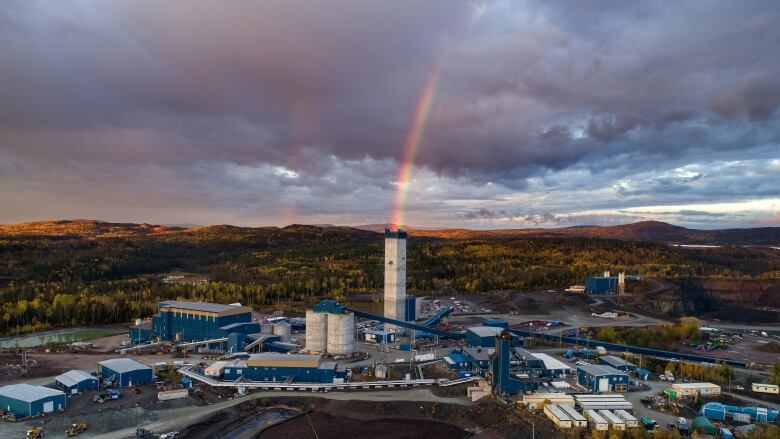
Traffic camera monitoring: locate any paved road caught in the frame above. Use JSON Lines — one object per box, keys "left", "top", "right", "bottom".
{"left": 93, "top": 388, "right": 472, "bottom": 439}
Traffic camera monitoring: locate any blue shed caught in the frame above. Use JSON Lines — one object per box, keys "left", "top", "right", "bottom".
{"left": 577, "top": 363, "right": 629, "bottom": 392}
{"left": 0, "top": 384, "right": 66, "bottom": 418}
{"left": 99, "top": 358, "right": 154, "bottom": 387}
{"left": 55, "top": 370, "right": 100, "bottom": 394}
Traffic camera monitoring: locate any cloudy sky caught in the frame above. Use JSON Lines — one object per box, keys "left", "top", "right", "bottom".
{"left": 1, "top": 0, "right": 779, "bottom": 229}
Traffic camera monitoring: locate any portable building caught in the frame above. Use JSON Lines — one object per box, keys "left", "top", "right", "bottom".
{"left": 599, "top": 410, "right": 626, "bottom": 430}
{"left": 670, "top": 382, "right": 721, "bottom": 397}
{"left": 584, "top": 409, "right": 609, "bottom": 431}
{"left": 544, "top": 404, "right": 572, "bottom": 429}
{"left": 558, "top": 404, "right": 588, "bottom": 427}
{"left": 752, "top": 383, "right": 779, "bottom": 394}
{"left": 0, "top": 384, "right": 66, "bottom": 418}
{"left": 577, "top": 364, "right": 629, "bottom": 392}
{"left": 574, "top": 394, "right": 633, "bottom": 411}
{"left": 99, "top": 358, "right": 154, "bottom": 387}
{"left": 614, "top": 409, "right": 639, "bottom": 428}
{"left": 55, "top": 370, "right": 100, "bottom": 394}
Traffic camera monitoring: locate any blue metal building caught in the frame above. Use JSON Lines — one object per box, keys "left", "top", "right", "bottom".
{"left": 462, "top": 347, "right": 493, "bottom": 376}
{"left": 55, "top": 370, "right": 100, "bottom": 394}
{"left": 99, "top": 358, "right": 154, "bottom": 387}
{"left": 150, "top": 301, "right": 254, "bottom": 343}
{"left": 577, "top": 364, "right": 629, "bottom": 392}
{"left": 586, "top": 277, "right": 618, "bottom": 294}
{"left": 444, "top": 351, "right": 471, "bottom": 370}
{"left": 129, "top": 322, "right": 152, "bottom": 345}
{"left": 221, "top": 353, "right": 339, "bottom": 383}
{"left": 466, "top": 326, "right": 508, "bottom": 348}
{"left": 0, "top": 384, "right": 66, "bottom": 419}
{"left": 363, "top": 329, "right": 396, "bottom": 343}
{"left": 490, "top": 331, "right": 539, "bottom": 395}
{"left": 598, "top": 355, "right": 637, "bottom": 372}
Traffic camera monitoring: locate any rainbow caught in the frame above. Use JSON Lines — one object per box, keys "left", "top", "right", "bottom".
{"left": 390, "top": 55, "right": 446, "bottom": 228}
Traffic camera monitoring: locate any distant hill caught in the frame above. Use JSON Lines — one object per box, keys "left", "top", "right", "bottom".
{"left": 404, "top": 221, "right": 780, "bottom": 245}
{"left": 1, "top": 219, "right": 778, "bottom": 245}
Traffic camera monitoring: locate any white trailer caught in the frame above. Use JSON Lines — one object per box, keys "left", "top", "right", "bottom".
{"left": 599, "top": 410, "right": 626, "bottom": 430}
{"left": 585, "top": 410, "right": 609, "bottom": 431}
{"left": 752, "top": 383, "right": 779, "bottom": 395}
{"left": 558, "top": 404, "right": 588, "bottom": 428}
{"left": 614, "top": 409, "right": 639, "bottom": 428}
{"left": 544, "top": 404, "right": 572, "bottom": 429}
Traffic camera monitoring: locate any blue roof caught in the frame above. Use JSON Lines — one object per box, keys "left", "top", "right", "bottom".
{"left": 448, "top": 352, "right": 468, "bottom": 363}
{"left": 312, "top": 300, "right": 348, "bottom": 314}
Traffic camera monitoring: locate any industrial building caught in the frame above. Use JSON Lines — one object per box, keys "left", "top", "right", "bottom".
{"left": 55, "top": 370, "right": 100, "bottom": 394}
{"left": 149, "top": 301, "right": 256, "bottom": 343}
{"left": 466, "top": 326, "right": 507, "bottom": 348}
{"left": 670, "top": 382, "right": 721, "bottom": 398}
{"left": 221, "top": 353, "right": 340, "bottom": 383}
{"left": 483, "top": 319, "right": 508, "bottom": 329}
{"left": 585, "top": 272, "right": 625, "bottom": 295}
{"left": 362, "top": 329, "right": 396, "bottom": 344}
{"left": 99, "top": 358, "right": 154, "bottom": 386}
{"left": 576, "top": 363, "right": 629, "bottom": 392}
{"left": 384, "top": 229, "right": 407, "bottom": 332}
{"left": 0, "top": 384, "right": 66, "bottom": 419}
{"left": 752, "top": 383, "right": 779, "bottom": 394}
{"left": 444, "top": 351, "right": 470, "bottom": 370}
{"left": 598, "top": 355, "right": 636, "bottom": 372}
{"left": 462, "top": 347, "right": 493, "bottom": 374}
{"left": 700, "top": 402, "right": 779, "bottom": 424}
{"left": 304, "top": 300, "right": 356, "bottom": 355}
{"left": 490, "top": 330, "right": 540, "bottom": 395}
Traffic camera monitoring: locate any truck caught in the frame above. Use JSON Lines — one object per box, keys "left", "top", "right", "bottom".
{"left": 26, "top": 428, "right": 44, "bottom": 438}
{"left": 641, "top": 417, "right": 657, "bottom": 431}
{"left": 66, "top": 423, "right": 88, "bottom": 436}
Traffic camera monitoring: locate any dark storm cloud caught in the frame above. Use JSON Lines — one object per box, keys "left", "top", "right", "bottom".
{"left": 0, "top": 0, "right": 778, "bottom": 226}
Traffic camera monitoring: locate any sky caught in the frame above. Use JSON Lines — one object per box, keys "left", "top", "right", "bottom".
{"left": 1, "top": 0, "right": 779, "bottom": 229}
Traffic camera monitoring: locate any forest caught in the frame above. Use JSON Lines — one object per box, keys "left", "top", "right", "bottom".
{"left": 1, "top": 222, "right": 779, "bottom": 335}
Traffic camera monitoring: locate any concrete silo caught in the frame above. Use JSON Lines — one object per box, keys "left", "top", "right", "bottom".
{"left": 305, "top": 310, "right": 327, "bottom": 353}
{"left": 326, "top": 312, "right": 355, "bottom": 355}
{"left": 272, "top": 322, "right": 291, "bottom": 343}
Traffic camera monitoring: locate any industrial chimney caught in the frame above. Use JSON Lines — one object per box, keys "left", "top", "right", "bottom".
{"left": 384, "top": 228, "right": 407, "bottom": 332}
{"left": 618, "top": 272, "right": 626, "bottom": 295}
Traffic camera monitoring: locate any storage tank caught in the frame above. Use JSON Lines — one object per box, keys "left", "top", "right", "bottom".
{"left": 305, "top": 310, "right": 327, "bottom": 353}
{"left": 327, "top": 312, "right": 355, "bottom": 355}
{"left": 260, "top": 323, "right": 273, "bottom": 335}
{"left": 272, "top": 322, "right": 291, "bottom": 342}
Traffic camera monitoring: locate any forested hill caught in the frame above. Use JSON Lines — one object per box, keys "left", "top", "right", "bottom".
{"left": 362, "top": 221, "right": 780, "bottom": 245}
{"left": 0, "top": 219, "right": 779, "bottom": 335}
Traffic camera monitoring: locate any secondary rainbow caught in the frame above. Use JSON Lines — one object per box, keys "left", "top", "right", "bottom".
{"left": 390, "top": 56, "right": 446, "bottom": 228}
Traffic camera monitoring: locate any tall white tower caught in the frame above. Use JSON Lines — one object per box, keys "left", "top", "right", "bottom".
{"left": 384, "top": 228, "right": 407, "bottom": 332}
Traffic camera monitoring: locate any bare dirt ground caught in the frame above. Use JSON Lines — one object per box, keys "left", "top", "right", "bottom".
{"left": 678, "top": 338, "right": 780, "bottom": 365}
{"left": 259, "top": 411, "right": 471, "bottom": 439}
